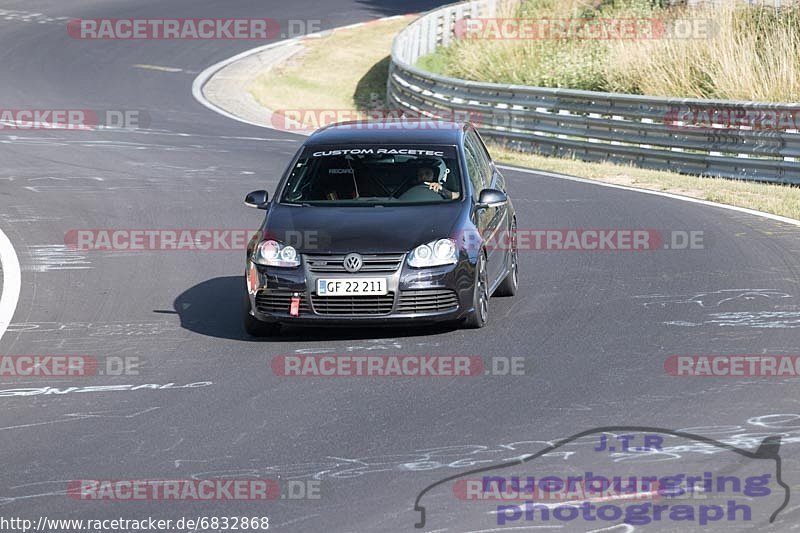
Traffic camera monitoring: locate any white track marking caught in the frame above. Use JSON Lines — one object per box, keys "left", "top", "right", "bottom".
{"left": 192, "top": 22, "right": 800, "bottom": 230}
{"left": 192, "top": 39, "right": 303, "bottom": 129}
{"left": 133, "top": 64, "right": 185, "bottom": 73}
{"left": 0, "top": 227, "right": 21, "bottom": 343}
{"left": 192, "top": 16, "right": 411, "bottom": 130}
{"left": 499, "top": 165, "right": 800, "bottom": 227}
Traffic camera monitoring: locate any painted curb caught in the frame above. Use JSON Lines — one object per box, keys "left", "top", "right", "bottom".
{"left": 0, "top": 228, "right": 21, "bottom": 344}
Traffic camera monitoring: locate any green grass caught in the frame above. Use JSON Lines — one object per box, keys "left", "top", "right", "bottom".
{"left": 418, "top": 0, "right": 800, "bottom": 101}
{"left": 416, "top": 52, "right": 450, "bottom": 75}
{"left": 243, "top": 9, "right": 800, "bottom": 221}
{"left": 490, "top": 145, "right": 800, "bottom": 220}
{"left": 248, "top": 16, "right": 414, "bottom": 126}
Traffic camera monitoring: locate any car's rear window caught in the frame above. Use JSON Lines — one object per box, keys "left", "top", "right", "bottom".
{"left": 280, "top": 145, "right": 462, "bottom": 205}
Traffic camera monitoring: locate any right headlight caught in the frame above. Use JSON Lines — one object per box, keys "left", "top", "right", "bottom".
{"left": 252, "top": 240, "right": 301, "bottom": 267}
{"left": 407, "top": 238, "right": 458, "bottom": 268}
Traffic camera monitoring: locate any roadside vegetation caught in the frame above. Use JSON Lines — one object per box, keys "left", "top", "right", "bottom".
{"left": 245, "top": 14, "right": 800, "bottom": 221}
{"left": 418, "top": 0, "right": 800, "bottom": 101}
{"left": 249, "top": 17, "right": 413, "bottom": 117}
{"left": 491, "top": 145, "right": 800, "bottom": 220}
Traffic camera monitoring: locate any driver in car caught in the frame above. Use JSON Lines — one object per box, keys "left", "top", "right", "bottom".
{"left": 415, "top": 165, "right": 459, "bottom": 200}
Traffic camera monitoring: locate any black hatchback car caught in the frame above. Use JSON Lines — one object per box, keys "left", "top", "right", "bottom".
{"left": 242, "top": 120, "right": 517, "bottom": 336}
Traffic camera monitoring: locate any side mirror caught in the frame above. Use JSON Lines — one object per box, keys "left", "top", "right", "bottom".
{"left": 476, "top": 188, "right": 507, "bottom": 209}
{"left": 244, "top": 190, "right": 269, "bottom": 209}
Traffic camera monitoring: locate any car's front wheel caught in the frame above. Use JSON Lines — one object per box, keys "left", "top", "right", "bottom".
{"left": 494, "top": 220, "right": 518, "bottom": 297}
{"left": 463, "top": 254, "right": 489, "bottom": 329}
{"left": 243, "top": 291, "right": 281, "bottom": 337}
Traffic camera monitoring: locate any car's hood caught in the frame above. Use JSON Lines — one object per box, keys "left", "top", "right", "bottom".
{"left": 263, "top": 202, "right": 465, "bottom": 253}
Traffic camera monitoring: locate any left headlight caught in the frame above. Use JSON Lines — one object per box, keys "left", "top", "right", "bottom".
{"left": 252, "top": 240, "right": 301, "bottom": 267}
{"left": 407, "top": 238, "right": 458, "bottom": 268}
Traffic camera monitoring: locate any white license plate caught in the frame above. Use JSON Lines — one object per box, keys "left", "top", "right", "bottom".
{"left": 316, "top": 278, "right": 387, "bottom": 296}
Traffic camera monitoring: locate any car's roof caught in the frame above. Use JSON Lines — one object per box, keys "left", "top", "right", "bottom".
{"left": 304, "top": 119, "right": 467, "bottom": 146}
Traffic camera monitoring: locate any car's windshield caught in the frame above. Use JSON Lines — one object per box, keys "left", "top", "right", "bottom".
{"left": 280, "top": 145, "right": 462, "bottom": 205}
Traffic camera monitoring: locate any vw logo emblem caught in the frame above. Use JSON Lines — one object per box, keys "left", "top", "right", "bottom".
{"left": 343, "top": 253, "right": 363, "bottom": 273}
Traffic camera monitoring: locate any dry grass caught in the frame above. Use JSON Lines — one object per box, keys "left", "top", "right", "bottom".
{"left": 248, "top": 16, "right": 414, "bottom": 125}
{"left": 420, "top": 0, "right": 800, "bottom": 100}
{"left": 490, "top": 145, "right": 800, "bottom": 220}
{"left": 243, "top": 8, "right": 800, "bottom": 221}
{"left": 605, "top": 4, "right": 800, "bottom": 100}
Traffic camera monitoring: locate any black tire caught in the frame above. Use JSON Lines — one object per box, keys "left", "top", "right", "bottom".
{"left": 243, "top": 292, "right": 281, "bottom": 337}
{"left": 463, "top": 254, "right": 489, "bottom": 329}
{"left": 494, "top": 221, "right": 518, "bottom": 297}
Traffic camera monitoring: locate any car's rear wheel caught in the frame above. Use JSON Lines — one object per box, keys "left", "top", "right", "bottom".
{"left": 494, "top": 220, "right": 518, "bottom": 297}
{"left": 464, "top": 254, "right": 489, "bottom": 329}
{"left": 243, "top": 291, "right": 281, "bottom": 337}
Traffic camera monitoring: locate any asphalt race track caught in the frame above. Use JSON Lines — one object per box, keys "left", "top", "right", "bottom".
{"left": 1, "top": 1, "right": 799, "bottom": 532}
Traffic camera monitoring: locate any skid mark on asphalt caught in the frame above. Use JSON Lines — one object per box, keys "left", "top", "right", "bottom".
{"left": 0, "top": 486, "right": 69, "bottom": 506}
{"left": 3, "top": 321, "right": 185, "bottom": 352}
{"left": 24, "top": 244, "right": 91, "bottom": 272}
{"left": 0, "top": 407, "right": 161, "bottom": 432}
{"left": 168, "top": 414, "right": 800, "bottom": 483}
{"left": 0, "top": 10, "right": 71, "bottom": 25}
{"left": 0, "top": 205, "right": 61, "bottom": 223}
{"left": 25, "top": 185, "right": 165, "bottom": 193}
{"left": 633, "top": 289, "right": 792, "bottom": 308}
{"left": 1, "top": 136, "right": 232, "bottom": 153}
{"left": 631, "top": 289, "right": 800, "bottom": 327}
{"left": 665, "top": 311, "right": 800, "bottom": 328}
{"left": 293, "top": 339, "right": 404, "bottom": 354}
{"left": 2, "top": 173, "right": 260, "bottom": 193}
{"left": 0, "top": 381, "right": 212, "bottom": 398}
{"left": 7, "top": 321, "right": 177, "bottom": 336}
{"left": 1, "top": 129, "right": 296, "bottom": 145}
{"left": 98, "top": 128, "right": 297, "bottom": 143}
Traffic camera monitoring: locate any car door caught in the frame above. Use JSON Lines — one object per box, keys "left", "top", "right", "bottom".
{"left": 473, "top": 129, "right": 512, "bottom": 283}
{"left": 465, "top": 129, "right": 505, "bottom": 287}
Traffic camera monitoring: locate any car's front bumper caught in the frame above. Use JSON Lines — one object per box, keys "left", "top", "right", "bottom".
{"left": 245, "top": 255, "right": 476, "bottom": 326}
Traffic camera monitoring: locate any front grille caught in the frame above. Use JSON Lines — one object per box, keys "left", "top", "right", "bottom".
{"left": 397, "top": 289, "right": 459, "bottom": 313}
{"left": 255, "top": 290, "right": 310, "bottom": 315}
{"left": 305, "top": 253, "right": 404, "bottom": 273}
{"left": 310, "top": 293, "right": 395, "bottom": 315}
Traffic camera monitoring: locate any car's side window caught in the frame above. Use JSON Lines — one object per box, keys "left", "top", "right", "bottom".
{"left": 473, "top": 129, "right": 505, "bottom": 191}
{"left": 464, "top": 140, "right": 484, "bottom": 197}
{"left": 465, "top": 131, "right": 492, "bottom": 190}
{"left": 473, "top": 130, "right": 494, "bottom": 167}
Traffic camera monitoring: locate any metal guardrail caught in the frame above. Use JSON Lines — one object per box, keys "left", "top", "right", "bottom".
{"left": 387, "top": 0, "right": 800, "bottom": 184}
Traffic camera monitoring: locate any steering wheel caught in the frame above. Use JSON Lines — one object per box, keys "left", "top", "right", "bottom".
{"left": 396, "top": 183, "right": 443, "bottom": 201}
{"left": 391, "top": 175, "right": 417, "bottom": 198}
